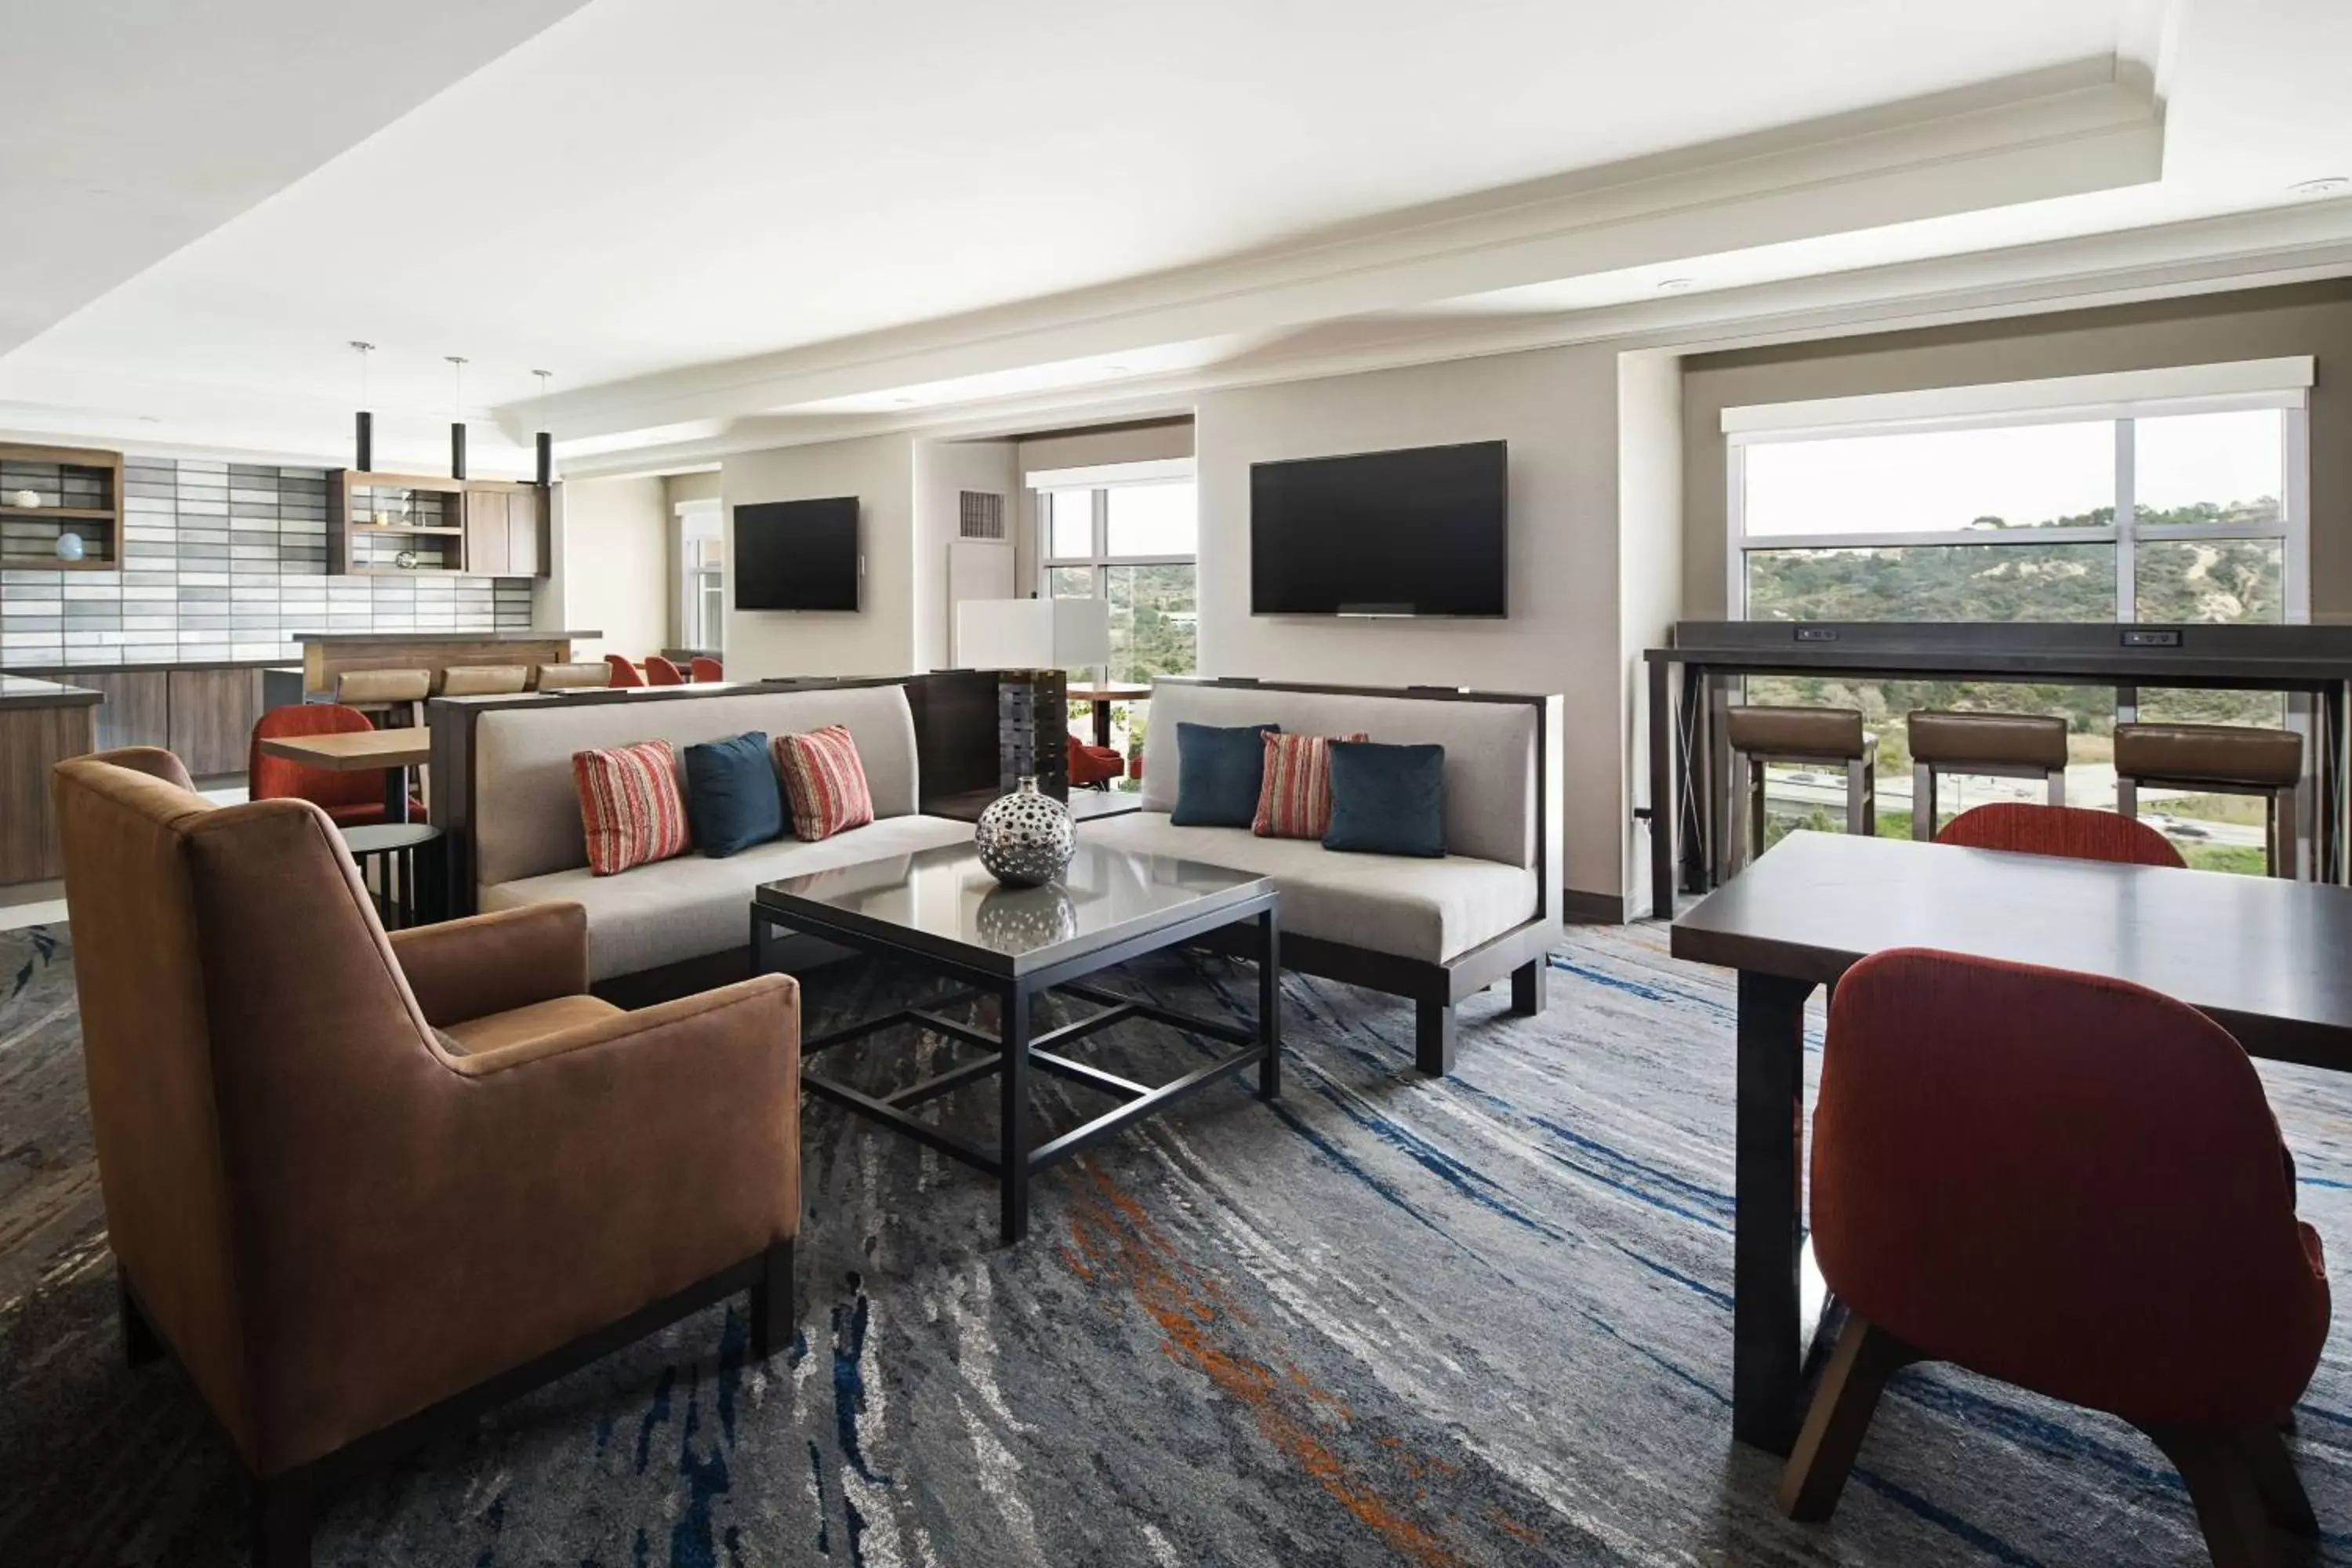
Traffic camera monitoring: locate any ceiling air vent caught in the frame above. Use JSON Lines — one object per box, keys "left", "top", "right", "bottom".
{"left": 959, "top": 491, "right": 1006, "bottom": 540}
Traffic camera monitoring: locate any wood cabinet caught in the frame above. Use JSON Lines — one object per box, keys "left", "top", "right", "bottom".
{"left": 0, "top": 703, "right": 95, "bottom": 884}
{"left": 74, "top": 670, "right": 169, "bottom": 751}
{"left": 168, "top": 667, "right": 265, "bottom": 778}
{"left": 463, "top": 488, "right": 546, "bottom": 578}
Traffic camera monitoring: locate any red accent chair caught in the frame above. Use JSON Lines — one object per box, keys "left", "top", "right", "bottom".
{"left": 644, "top": 655, "right": 688, "bottom": 687}
{"left": 1936, "top": 801, "right": 2186, "bottom": 868}
{"left": 249, "top": 706, "right": 424, "bottom": 828}
{"left": 604, "top": 653, "right": 646, "bottom": 688}
{"left": 1781, "top": 948, "right": 2328, "bottom": 1566}
{"left": 1067, "top": 731, "right": 1123, "bottom": 789}
{"left": 690, "top": 656, "right": 724, "bottom": 683}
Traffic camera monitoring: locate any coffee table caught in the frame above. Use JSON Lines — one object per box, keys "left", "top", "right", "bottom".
{"left": 751, "top": 840, "right": 1279, "bottom": 1242}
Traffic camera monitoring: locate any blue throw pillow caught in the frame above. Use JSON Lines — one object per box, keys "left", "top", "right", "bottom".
{"left": 1170, "top": 722, "right": 1279, "bottom": 827}
{"left": 1324, "top": 740, "right": 1446, "bottom": 857}
{"left": 682, "top": 731, "right": 783, "bottom": 857}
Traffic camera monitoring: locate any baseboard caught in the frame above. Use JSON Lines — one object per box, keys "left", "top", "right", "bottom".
{"left": 1560, "top": 888, "right": 1628, "bottom": 925}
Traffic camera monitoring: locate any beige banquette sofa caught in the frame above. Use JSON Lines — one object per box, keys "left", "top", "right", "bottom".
{"left": 1083, "top": 678, "right": 1564, "bottom": 1075}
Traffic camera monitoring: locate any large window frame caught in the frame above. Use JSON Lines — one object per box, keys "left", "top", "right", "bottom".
{"left": 676, "top": 499, "right": 724, "bottom": 651}
{"left": 1726, "top": 374, "right": 2312, "bottom": 627}
{"left": 1036, "top": 460, "right": 1198, "bottom": 686}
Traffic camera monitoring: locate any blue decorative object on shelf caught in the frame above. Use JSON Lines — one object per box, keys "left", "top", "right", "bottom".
{"left": 53, "top": 532, "right": 84, "bottom": 563}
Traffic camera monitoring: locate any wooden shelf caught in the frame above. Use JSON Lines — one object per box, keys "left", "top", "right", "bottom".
{"left": 0, "top": 556, "right": 118, "bottom": 571}
{"left": 0, "top": 504, "right": 115, "bottom": 520}
{"left": 347, "top": 524, "right": 466, "bottom": 535}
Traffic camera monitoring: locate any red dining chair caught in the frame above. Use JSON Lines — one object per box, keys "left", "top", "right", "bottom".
{"left": 1782, "top": 948, "right": 2328, "bottom": 1567}
{"left": 644, "top": 655, "right": 688, "bottom": 687}
{"left": 604, "top": 653, "right": 646, "bottom": 688}
{"left": 249, "top": 706, "right": 424, "bottom": 828}
{"left": 1936, "top": 801, "right": 2185, "bottom": 868}
{"left": 1067, "top": 731, "right": 1123, "bottom": 789}
{"left": 690, "top": 656, "right": 724, "bottom": 683}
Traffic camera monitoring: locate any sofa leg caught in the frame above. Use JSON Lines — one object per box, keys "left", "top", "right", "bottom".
{"left": 1414, "top": 998, "right": 1456, "bottom": 1076}
{"left": 119, "top": 1272, "right": 162, "bottom": 1369}
{"left": 1508, "top": 956, "right": 1548, "bottom": 1015}
{"left": 250, "top": 1468, "right": 314, "bottom": 1568}
{"left": 749, "top": 1239, "right": 793, "bottom": 1361}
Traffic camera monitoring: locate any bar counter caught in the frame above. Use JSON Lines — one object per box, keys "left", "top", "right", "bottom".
{"left": 291, "top": 630, "right": 601, "bottom": 696}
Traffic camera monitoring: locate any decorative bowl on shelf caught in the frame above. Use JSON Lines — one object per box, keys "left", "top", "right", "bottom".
{"left": 8, "top": 489, "right": 41, "bottom": 510}
{"left": 394, "top": 549, "right": 419, "bottom": 570}
{"left": 974, "top": 775, "right": 1075, "bottom": 887}
{"left": 54, "top": 532, "right": 85, "bottom": 562}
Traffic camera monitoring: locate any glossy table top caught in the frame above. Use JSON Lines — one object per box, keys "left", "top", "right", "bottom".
{"left": 755, "top": 840, "right": 1272, "bottom": 977}
{"left": 1671, "top": 830, "right": 2352, "bottom": 1068}
{"left": 256, "top": 726, "right": 431, "bottom": 769}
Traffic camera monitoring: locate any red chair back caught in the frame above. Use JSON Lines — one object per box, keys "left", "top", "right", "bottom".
{"left": 689, "top": 656, "right": 724, "bottom": 683}
{"left": 604, "top": 653, "right": 645, "bottom": 688}
{"left": 249, "top": 705, "right": 383, "bottom": 815}
{"left": 1066, "top": 731, "right": 1123, "bottom": 788}
{"left": 1935, "top": 801, "right": 2183, "bottom": 868}
{"left": 644, "top": 655, "right": 688, "bottom": 687}
{"left": 1816, "top": 948, "right": 2327, "bottom": 1425}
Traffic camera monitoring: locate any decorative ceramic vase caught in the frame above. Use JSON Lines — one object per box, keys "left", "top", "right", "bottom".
{"left": 53, "top": 531, "right": 84, "bottom": 562}
{"left": 975, "top": 884, "right": 1077, "bottom": 953}
{"left": 9, "top": 489, "right": 41, "bottom": 510}
{"left": 975, "top": 775, "right": 1075, "bottom": 887}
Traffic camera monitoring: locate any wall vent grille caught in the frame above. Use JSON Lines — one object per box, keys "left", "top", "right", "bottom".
{"left": 959, "top": 491, "right": 1006, "bottom": 540}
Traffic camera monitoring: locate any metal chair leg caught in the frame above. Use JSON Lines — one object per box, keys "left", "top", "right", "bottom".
{"left": 1846, "top": 758, "right": 1869, "bottom": 837}
{"left": 1911, "top": 764, "right": 1934, "bottom": 841}
{"left": 2046, "top": 768, "right": 2067, "bottom": 808}
{"left": 2117, "top": 777, "right": 2140, "bottom": 821}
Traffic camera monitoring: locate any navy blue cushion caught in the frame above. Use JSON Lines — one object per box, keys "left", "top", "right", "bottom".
{"left": 1323, "top": 740, "right": 1446, "bottom": 857}
{"left": 1170, "top": 722, "right": 1279, "bottom": 827}
{"left": 682, "top": 731, "right": 783, "bottom": 857}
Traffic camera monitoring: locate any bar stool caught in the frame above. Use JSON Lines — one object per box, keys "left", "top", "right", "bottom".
{"left": 1905, "top": 710, "right": 2069, "bottom": 841}
{"left": 334, "top": 668, "right": 430, "bottom": 729}
{"left": 1725, "top": 706, "right": 1876, "bottom": 873}
{"left": 436, "top": 665, "right": 530, "bottom": 697}
{"left": 2114, "top": 722, "right": 2304, "bottom": 879}
{"left": 532, "top": 662, "right": 610, "bottom": 691}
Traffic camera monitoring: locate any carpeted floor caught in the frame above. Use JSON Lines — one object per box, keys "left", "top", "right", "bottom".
{"left": 2, "top": 920, "right": 2348, "bottom": 1567}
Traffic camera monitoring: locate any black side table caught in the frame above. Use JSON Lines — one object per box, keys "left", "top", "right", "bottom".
{"left": 341, "top": 822, "right": 445, "bottom": 931}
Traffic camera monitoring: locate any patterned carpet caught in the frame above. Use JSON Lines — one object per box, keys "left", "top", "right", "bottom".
{"left": 2, "top": 919, "right": 2348, "bottom": 1567}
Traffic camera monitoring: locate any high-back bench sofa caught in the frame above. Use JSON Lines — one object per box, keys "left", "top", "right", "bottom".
{"left": 1083, "top": 678, "right": 1564, "bottom": 1075}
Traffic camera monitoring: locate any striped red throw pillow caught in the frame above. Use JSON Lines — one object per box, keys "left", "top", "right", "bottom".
{"left": 572, "top": 739, "right": 690, "bottom": 876}
{"left": 1253, "top": 731, "right": 1368, "bottom": 839}
{"left": 773, "top": 725, "right": 876, "bottom": 841}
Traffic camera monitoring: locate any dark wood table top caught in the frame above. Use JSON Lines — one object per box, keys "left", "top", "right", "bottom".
{"left": 1671, "top": 831, "right": 2352, "bottom": 1071}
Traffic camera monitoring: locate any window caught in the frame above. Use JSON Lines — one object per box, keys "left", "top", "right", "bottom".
{"left": 1037, "top": 468, "right": 1198, "bottom": 775}
{"left": 677, "top": 500, "right": 723, "bottom": 650}
{"left": 1726, "top": 364, "right": 2310, "bottom": 872}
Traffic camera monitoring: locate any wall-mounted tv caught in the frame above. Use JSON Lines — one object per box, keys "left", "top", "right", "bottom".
{"left": 735, "top": 497, "right": 859, "bottom": 612}
{"left": 1250, "top": 440, "right": 1507, "bottom": 617}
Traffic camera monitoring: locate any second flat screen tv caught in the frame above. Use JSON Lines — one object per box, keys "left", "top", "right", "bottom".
{"left": 1250, "top": 440, "right": 1507, "bottom": 617}
{"left": 734, "top": 497, "right": 859, "bottom": 612}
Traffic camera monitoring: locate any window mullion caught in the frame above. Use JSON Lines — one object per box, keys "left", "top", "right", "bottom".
{"left": 2115, "top": 417, "right": 2136, "bottom": 623}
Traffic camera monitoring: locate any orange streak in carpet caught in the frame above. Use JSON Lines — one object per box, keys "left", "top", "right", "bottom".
{"left": 1068, "top": 1163, "right": 1469, "bottom": 1568}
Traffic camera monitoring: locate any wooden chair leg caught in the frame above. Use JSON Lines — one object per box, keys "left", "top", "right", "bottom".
{"left": 2138, "top": 1423, "right": 2281, "bottom": 1568}
{"left": 2238, "top": 1424, "right": 2318, "bottom": 1537}
{"left": 1777, "top": 1316, "right": 1915, "bottom": 1523}
{"left": 749, "top": 1239, "right": 794, "bottom": 1361}
{"left": 250, "top": 1468, "right": 315, "bottom": 1568}
{"left": 119, "top": 1273, "right": 162, "bottom": 1369}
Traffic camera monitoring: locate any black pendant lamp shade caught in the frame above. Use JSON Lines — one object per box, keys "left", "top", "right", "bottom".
{"left": 349, "top": 340, "right": 375, "bottom": 470}
{"left": 446, "top": 356, "right": 468, "bottom": 479}
{"left": 532, "top": 370, "right": 555, "bottom": 487}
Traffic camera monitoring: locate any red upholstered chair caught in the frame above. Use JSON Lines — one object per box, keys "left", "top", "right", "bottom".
{"left": 1782, "top": 948, "right": 2328, "bottom": 1566}
{"left": 249, "top": 706, "right": 424, "bottom": 828}
{"left": 1935, "top": 801, "right": 2186, "bottom": 868}
{"left": 644, "top": 655, "right": 688, "bottom": 687}
{"left": 1067, "top": 731, "right": 1123, "bottom": 789}
{"left": 604, "top": 653, "right": 646, "bottom": 688}
{"left": 690, "top": 656, "right": 724, "bottom": 682}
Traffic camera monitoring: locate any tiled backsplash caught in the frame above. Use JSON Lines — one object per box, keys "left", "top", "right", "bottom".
{"left": 0, "top": 456, "right": 534, "bottom": 670}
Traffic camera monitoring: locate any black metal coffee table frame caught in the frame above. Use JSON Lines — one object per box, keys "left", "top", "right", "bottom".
{"left": 751, "top": 886, "right": 1280, "bottom": 1243}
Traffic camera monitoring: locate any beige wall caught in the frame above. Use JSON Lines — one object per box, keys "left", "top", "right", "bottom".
{"left": 914, "top": 438, "right": 1018, "bottom": 669}
{"left": 548, "top": 475, "right": 669, "bottom": 662}
{"left": 721, "top": 434, "right": 915, "bottom": 678}
{"left": 1680, "top": 278, "right": 2352, "bottom": 619}
{"left": 659, "top": 471, "right": 724, "bottom": 648}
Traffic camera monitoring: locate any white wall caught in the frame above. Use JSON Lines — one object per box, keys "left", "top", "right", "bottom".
{"left": 546, "top": 474, "right": 669, "bottom": 662}
{"left": 1192, "top": 347, "right": 1628, "bottom": 901}
{"left": 1615, "top": 350, "right": 1684, "bottom": 910}
{"left": 914, "top": 438, "right": 1019, "bottom": 669}
{"left": 720, "top": 434, "right": 915, "bottom": 678}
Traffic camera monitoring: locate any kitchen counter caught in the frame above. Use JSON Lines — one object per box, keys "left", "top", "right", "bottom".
{"left": 289, "top": 630, "right": 601, "bottom": 697}
{"left": 287, "top": 629, "right": 601, "bottom": 644}
{"left": 0, "top": 674, "right": 103, "bottom": 711}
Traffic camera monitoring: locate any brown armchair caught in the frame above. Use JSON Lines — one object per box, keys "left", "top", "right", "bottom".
{"left": 50, "top": 750, "right": 800, "bottom": 1568}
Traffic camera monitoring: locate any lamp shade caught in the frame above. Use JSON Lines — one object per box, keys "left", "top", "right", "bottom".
{"left": 956, "top": 597, "right": 1110, "bottom": 670}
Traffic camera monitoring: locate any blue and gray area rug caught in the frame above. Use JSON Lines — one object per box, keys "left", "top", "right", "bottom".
{"left": 2, "top": 920, "right": 2348, "bottom": 1566}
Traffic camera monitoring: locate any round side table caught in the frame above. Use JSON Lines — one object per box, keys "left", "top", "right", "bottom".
{"left": 340, "top": 822, "right": 445, "bottom": 931}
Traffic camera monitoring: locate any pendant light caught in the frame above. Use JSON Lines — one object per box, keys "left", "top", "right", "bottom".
{"left": 532, "top": 369, "right": 554, "bottom": 487}
{"left": 446, "top": 355, "right": 469, "bottom": 480}
{"left": 350, "top": 341, "right": 376, "bottom": 471}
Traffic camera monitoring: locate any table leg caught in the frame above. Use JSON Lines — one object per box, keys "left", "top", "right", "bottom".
{"left": 1092, "top": 698, "right": 1113, "bottom": 751}
{"left": 1679, "top": 666, "right": 1709, "bottom": 898}
{"left": 1258, "top": 909, "right": 1282, "bottom": 1099}
{"left": 1735, "top": 968, "right": 1816, "bottom": 1455}
{"left": 1000, "top": 982, "right": 1032, "bottom": 1243}
{"left": 1649, "top": 659, "right": 1674, "bottom": 919}
{"left": 382, "top": 765, "right": 409, "bottom": 825}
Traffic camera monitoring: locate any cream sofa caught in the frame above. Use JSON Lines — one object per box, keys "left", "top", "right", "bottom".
{"left": 1083, "top": 678, "right": 1564, "bottom": 1075}
{"left": 456, "top": 683, "right": 970, "bottom": 992}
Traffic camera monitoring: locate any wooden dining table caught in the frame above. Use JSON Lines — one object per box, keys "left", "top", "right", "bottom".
{"left": 256, "top": 727, "right": 433, "bottom": 823}
{"left": 1066, "top": 681, "right": 1152, "bottom": 750}
{"left": 1671, "top": 829, "right": 2352, "bottom": 1456}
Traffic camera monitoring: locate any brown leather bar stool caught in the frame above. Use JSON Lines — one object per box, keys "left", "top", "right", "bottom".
{"left": 2114, "top": 722, "right": 2304, "bottom": 879}
{"left": 332, "top": 667, "right": 431, "bottom": 729}
{"left": 1725, "top": 706, "right": 1875, "bottom": 873}
{"left": 1905, "top": 710, "right": 2069, "bottom": 841}
{"left": 435, "top": 665, "right": 531, "bottom": 697}
{"left": 532, "top": 662, "right": 610, "bottom": 691}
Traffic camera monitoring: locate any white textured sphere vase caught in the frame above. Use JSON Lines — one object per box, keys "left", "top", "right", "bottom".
{"left": 975, "top": 775, "right": 1075, "bottom": 887}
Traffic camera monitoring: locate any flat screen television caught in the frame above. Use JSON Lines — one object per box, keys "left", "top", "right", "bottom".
{"left": 734, "top": 497, "right": 859, "bottom": 612}
{"left": 1250, "top": 440, "right": 1507, "bottom": 617}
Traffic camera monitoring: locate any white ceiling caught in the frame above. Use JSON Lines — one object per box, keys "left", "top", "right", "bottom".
{"left": 5, "top": 0, "right": 2351, "bottom": 469}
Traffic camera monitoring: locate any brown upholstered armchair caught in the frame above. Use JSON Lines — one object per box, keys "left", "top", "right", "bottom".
{"left": 50, "top": 750, "right": 800, "bottom": 1568}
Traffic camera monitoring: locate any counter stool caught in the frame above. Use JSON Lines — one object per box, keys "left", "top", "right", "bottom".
{"left": 533, "top": 662, "right": 610, "bottom": 691}
{"left": 1725, "top": 706, "right": 1876, "bottom": 874}
{"left": 2114, "top": 722, "right": 2304, "bottom": 879}
{"left": 436, "top": 665, "right": 529, "bottom": 697}
{"left": 1906, "top": 710, "right": 2069, "bottom": 840}
{"left": 334, "top": 668, "right": 430, "bottom": 729}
